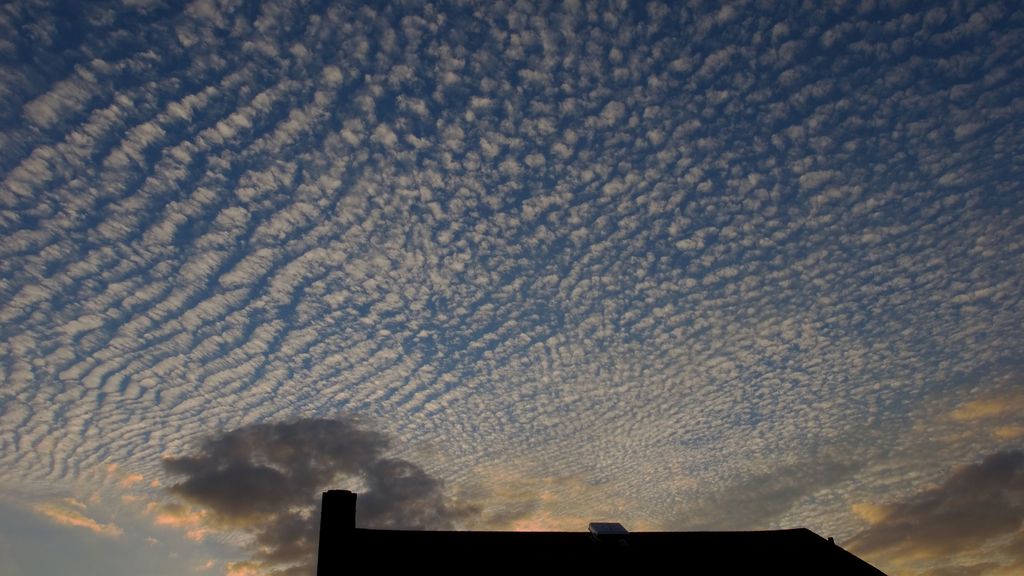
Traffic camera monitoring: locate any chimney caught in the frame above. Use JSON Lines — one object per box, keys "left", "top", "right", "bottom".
{"left": 316, "top": 490, "right": 356, "bottom": 576}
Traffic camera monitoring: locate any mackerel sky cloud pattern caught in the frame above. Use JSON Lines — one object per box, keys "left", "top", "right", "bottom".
{"left": 1, "top": 1, "right": 1022, "bottom": 574}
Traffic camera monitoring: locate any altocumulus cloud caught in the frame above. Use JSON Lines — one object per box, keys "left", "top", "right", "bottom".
{"left": 673, "top": 456, "right": 860, "bottom": 531}
{"left": 1, "top": 0, "right": 1023, "bottom": 572}
{"left": 162, "top": 418, "right": 477, "bottom": 575}
{"left": 848, "top": 451, "right": 1024, "bottom": 576}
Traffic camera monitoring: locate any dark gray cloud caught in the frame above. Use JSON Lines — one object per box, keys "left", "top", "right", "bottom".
{"left": 162, "top": 418, "right": 476, "bottom": 574}
{"left": 848, "top": 451, "right": 1024, "bottom": 573}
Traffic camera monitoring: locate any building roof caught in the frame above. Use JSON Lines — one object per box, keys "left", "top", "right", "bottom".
{"left": 315, "top": 490, "right": 888, "bottom": 575}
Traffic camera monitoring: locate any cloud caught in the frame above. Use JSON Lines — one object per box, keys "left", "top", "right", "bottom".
{"left": 941, "top": 387, "right": 1024, "bottom": 443}
{"left": 672, "top": 458, "right": 860, "bottom": 530}
{"left": 120, "top": 473, "right": 145, "bottom": 488}
{"left": 33, "top": 499, "right": 123, "bottom": 538}
{"left": 150, "top": 502, "right": 211, "bottom": 541}
{"left": 951, "top": 393, "right": 1024, "bottom": 423}
{"left": 848, "top": 451, "right": 1024, "bottom": 575}
{"left": 1, "top": 1, "right": 1023, "bottom": 573}
{"left": 461, "top": 465, "right": 663, "bottom": 533}
{"left": 162, "top": 418, "right": 477, "bottom": 575}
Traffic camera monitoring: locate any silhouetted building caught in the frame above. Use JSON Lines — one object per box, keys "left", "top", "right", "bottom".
{"left": 315, "top": 489, "right": 887, "bottom": 575}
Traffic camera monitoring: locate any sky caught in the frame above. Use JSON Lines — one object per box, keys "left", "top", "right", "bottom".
{"left": 0, "top": 0, "right": 1022, "bottom": 574}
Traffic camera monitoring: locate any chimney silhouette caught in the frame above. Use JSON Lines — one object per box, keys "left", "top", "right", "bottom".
{"left": 316, "top": 490, "right": 356, "bottom": 576}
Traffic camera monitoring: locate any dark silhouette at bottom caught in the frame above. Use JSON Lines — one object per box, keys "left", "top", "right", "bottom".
{"left": 315, "top": 489, "right": 887, "bottom": 575}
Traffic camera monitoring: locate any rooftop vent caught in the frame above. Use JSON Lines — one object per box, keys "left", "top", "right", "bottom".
{"left": 589, "top": 522, "right": 630, "bottom": 545}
